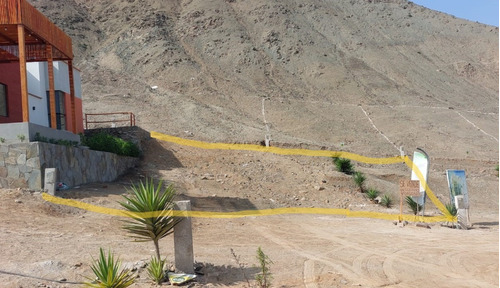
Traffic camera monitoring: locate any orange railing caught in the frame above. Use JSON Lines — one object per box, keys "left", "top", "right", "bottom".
{"left": 84, "top": 112, "right": 136, "bottom": 129}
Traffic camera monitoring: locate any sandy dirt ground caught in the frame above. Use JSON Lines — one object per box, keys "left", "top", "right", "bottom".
{"left": 0, "top": 139, "right": 498, "bottom": 287}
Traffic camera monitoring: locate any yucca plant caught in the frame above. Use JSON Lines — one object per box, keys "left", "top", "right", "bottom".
{"left": 332, "top": 157, "right": 354, "bottom": 175}
{"left": 85, "top": 248, "right": 135, "bottom": 288}
{"left": 380, "top": 194, "right": 393, "bottom": 208}
{"left": 119, "top": 178, "right": 181, "bottom": 260}
{"left": 445, "top": 202, "right": 457, "bottom": 216}
{"left": 147, "top": 256, "right": 166, "bottom": 284}
{"left": 352, "top": 171, "right": 366, "bottom": 192}
{"left": 405, "top": 196, "right": 422, "bottom": 215}
{"left": 365, "top": 188, "right": 379, "bottom": 202}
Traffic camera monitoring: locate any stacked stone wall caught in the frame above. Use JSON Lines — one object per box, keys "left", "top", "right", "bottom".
{"left": 0, "top": 142, "right": 138, "bottom": 190}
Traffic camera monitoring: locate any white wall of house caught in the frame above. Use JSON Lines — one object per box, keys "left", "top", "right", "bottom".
{"left": 53, "top": 61, "right": 69, "bottom": 93}
{"left": 27, "top": 62, "right": 46, "bottom": 97}
{"left": 28, "top": 95, "right": 49, "bottom": 126}
{"left": 46, "top": 61, "right": 81, "bottom": 97}
{"left": 25, "top": 61, "right": 81, "bottom": 128}
{"left": 27, "top": 62, "right": 49, "bottom": 126}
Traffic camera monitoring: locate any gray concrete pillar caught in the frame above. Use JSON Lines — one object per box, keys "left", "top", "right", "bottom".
{"left": 174, "top": 200, "right": 194, "bottom": 274}
{"left": 44, "top": 168, "right": 57, "bottom": 195}
{"left": 455, "top": 195, "right": 469, "bottom": 229}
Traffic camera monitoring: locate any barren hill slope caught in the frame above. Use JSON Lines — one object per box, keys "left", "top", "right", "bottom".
{"left": 31, "top": 0, "right": 498, "bottom": 161}
{"left": 1, "top": 3, "right": 498, "bottom": 286}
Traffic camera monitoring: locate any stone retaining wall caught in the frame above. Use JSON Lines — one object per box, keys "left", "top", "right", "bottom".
{"left": 0, "top": 142, "right": 138, "bottom": 190}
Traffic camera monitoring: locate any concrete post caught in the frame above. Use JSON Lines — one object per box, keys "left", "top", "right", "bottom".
{"left": 455, "top": 195, "right": 469, "bottom": 229}
{"left": 174, "top": 200, "right": 194, "bottom": 274}
{"left": 44, "top": 168, "right": 57, "bottom": 195}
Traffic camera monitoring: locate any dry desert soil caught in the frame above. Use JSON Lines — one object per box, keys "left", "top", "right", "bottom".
{"left": 1, "top": 0, "right": 499, "bottom": 287}
{"left": 0, "top": 137, "right": 498, "bottom": 288}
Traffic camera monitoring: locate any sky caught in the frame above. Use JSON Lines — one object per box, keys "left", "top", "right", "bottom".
{"left": 411, "top": 0, "right": 499, "bottom": 27}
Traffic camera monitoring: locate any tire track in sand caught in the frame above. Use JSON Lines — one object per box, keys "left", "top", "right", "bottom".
{"left": 303, "top": 260, "right": 319, "bottom": 288}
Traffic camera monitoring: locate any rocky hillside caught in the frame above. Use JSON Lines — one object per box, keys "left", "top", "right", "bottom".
{"left": 31, "top": 0, "right": 498, "bottom": 160}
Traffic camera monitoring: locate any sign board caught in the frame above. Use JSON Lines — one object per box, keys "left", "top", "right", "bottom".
{"left": 399, "top": 179, "right": 420, "bottom": 196}
{"left": 399, "top": 179, "right": 421, "bottom": 221}
{"left": 446, "top": 170, "right": 469, "bottom": 209}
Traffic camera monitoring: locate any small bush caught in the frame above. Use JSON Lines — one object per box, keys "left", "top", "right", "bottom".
{"left": 256, "top": 247, "right": 273, "bottom": 288}
{"left": 147, "top": 256, "right": 166, "bottom": 285}
{"left": 366, "top": 188, "right": 379, "bottom": 202}
{"left": 332, "top": 157, "right": 354, "bottom": 175}
{"left": 406, "top": 196, "right": 422, "bottom": 215}
{"left": 34, "top": 132, "right": 78, "bottom": 147}
{"left": 445, "top": 203, "right": 457, "bottom": 216}
{"left": 352, "top": 171, "right": 366, "bottom": 192}
{"left": 380, "top": 194, "right": 393, "bottom": 208}
{"left": 82, "top": 132, "right": 140, "bottom": 157}
{"left": 85, "top": 248, "right": 135, "bottom": 288}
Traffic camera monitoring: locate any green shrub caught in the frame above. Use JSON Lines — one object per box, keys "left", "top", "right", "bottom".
{"left": 147, "top": 256, "right": 166, "bottom": 284}
{"left": 380, "top": 194, "right": 392, "bottom": 208}
{"left": 332, "top": 157, "right": 354, "bottom": 175}
{"left": 352, "top": 171, "right": 366, "bottom": 192}
{"left": 82, "top": 132, "right": 140, "bottom": 157}
{"left": 366, "top": 188, "right": 379, "bottom": 202}
{"left": 405, "top": 196, "right": 422, "bottom": 215}
{"left": 117, "top": 138, "right": 140, "bottom": 157}
{"left": 34, "top": 132, "right": 78, "bottom": 147}
{"left": 255, "top": 247, "right": 273, "bottom": 288}
{"left": 85, "top": 248, "right": 135, "bottom": 288}
{"left": 445, "top": 203, "right": 457, "bottom": 216}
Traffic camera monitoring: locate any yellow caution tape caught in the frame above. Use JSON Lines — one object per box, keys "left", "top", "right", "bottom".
{"left": 42, "top": 193, "right": 450, "bottom": 223}
{"left": 150, "top": 131, "right": 404, "bottom": 164}
{"left": 41, "top": 132, "right": 456, "bottom": 223}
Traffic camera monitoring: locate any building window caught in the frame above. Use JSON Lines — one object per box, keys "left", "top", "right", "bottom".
{"left": 46, "top": 90, "right": 66, "bottom": 130}
{"left": 0, "top": 83, "right": 7, "bottom": 117}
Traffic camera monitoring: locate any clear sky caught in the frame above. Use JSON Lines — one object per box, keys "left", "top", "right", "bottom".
{"left": 411, "top": 0, "right": 499, "bottom": 27}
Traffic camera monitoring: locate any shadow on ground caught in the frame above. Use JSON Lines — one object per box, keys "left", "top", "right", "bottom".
{"left": 195, "top": 262, "right": 260, "bottom": 286}
{"left": 177, "top": 194, "right": 257, "bottom": 212}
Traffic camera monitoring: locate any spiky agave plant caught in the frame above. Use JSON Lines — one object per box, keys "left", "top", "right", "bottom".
{"left": 405, "top": 196, "right": 423, "bottom": 215}
{"left": 119, "top": 178, "right": 181, "bottom": 260}
{"left": 445, "top": 202, "right": 457, "bottom": 216}
{"left": 352, "top": 171, "right": 366, "bottom": 192}
{"left": 380, "top": 194, "right": 393, "bottom": 208}
{"left": 365, "top": 188, "right": 380, "bottom": 202}
{"left": 147, "top": 256, "right": 166, "bottom": 284}
{"left": 333, "top": 157, "right": 354, "bottom": 175}
{"left": 85, "top": 248, "right": 135, "bottom": 288}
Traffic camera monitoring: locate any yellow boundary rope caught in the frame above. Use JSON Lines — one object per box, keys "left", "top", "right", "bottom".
{"left": 42, "top": 132, "right": 456, "bottom": 223}
{"left": 41, "top": 193, "right": 449, "bottom": 223}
